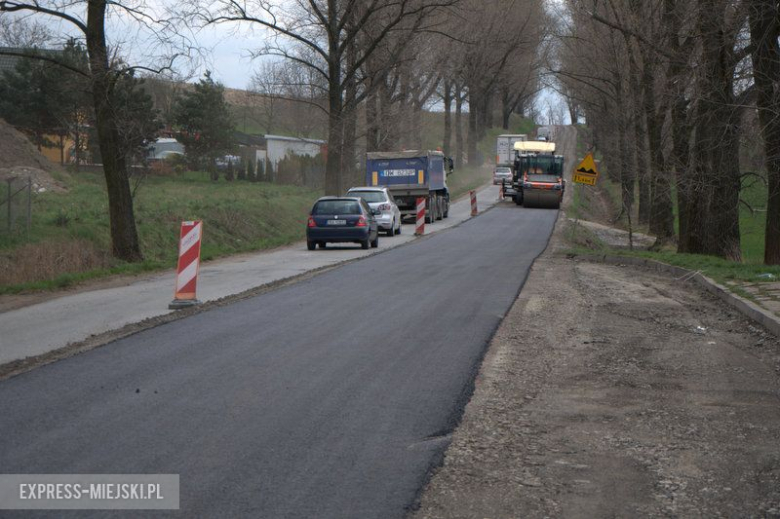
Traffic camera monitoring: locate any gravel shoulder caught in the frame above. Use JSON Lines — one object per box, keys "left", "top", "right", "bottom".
{"left": 413, "top": 128, "right": 780, "bottom": 518}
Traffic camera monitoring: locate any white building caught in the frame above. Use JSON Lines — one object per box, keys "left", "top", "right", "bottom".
{"left": 258, "top": 135, "right": 326, "bottom": 170}
{"left": 148, "top": 138, "right": 184, "bottom": 160}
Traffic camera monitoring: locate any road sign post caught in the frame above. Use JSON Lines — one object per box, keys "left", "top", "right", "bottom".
{"left": 169, "top": 220, "right": 203, "bottom": 310}
{"left": 415, "top": 197, "right": 425, "bottom": 236}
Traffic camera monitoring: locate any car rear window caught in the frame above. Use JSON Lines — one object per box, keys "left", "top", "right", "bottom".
{"left": 348, "top": 191, "right": 386, "bottom": 203}
{"left": 495, "top": 168, "right": 511, "bottom": 173}
{"left": 313, "top": 200, "right": 362, "bottom": 215}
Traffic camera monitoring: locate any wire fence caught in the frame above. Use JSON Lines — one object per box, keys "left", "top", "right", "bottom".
{"left": 0, "top": 177, "right": 32, "bottom": 235}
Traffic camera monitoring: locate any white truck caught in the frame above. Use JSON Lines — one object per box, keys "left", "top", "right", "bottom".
{"left": 495, "top": 134, "right": 528, "bottom": 166}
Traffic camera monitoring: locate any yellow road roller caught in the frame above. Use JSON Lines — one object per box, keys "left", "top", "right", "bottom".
{"left": 507, "top": 141, "right": 565, "bottom": 209}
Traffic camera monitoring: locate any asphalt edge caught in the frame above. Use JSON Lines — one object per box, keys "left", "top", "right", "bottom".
{"left": 405, "top": 203, "right": 565, "bottom": 517}
{"left": 568, "top": 253, "right": 780, "bottom": 338}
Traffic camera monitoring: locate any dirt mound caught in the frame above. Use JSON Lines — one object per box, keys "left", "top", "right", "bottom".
{"left": 0, "top": 118, "right": 67, "bottom": 192}
{"left": 0, "top": 166, "right": 67, "bottom": 193}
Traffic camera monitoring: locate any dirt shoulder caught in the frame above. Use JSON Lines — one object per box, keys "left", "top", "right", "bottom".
{"left": 414, "top": 217, "right": 780, "bottom": 518}
{"left": 412, "top": 128, "right": 780, "bottom": 518}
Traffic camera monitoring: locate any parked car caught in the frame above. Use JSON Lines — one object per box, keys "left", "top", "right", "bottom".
{"left": 346, "top": 187, "right": 402, "bottom": 236}
{"left": 493, "top": 166, "right": 513, "bottom": 185}
{"left": 306, "top": 197, "right": 379, "bottom": 250}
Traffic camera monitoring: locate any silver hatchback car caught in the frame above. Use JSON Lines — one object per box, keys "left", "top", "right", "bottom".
{"left": 346, "top": 186, "right": 402, "bottom": 236}
{"left": 493, "top": 166, "right": 513, "bottom": 185}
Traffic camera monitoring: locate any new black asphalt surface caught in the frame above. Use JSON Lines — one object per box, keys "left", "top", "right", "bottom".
{"left": 0, "top": 205, "right": 558, "bottom": 518}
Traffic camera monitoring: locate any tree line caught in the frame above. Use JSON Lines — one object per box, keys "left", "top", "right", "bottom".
{"left": 553, "top": 0, "right": 780, "bottom": 265}
{"left": 0, "top": 0, "right": 547, "bottom": 261}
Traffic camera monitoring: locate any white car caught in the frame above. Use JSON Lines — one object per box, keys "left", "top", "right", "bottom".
{"left": 346, "top": 187, "right": 402, "bottom": 236}
{"left": 493, "top": 166, "right": 513, "bottom": 185}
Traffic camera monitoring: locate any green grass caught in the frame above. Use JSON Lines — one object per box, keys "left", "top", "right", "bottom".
{"left": 568, "top": 126, "right": 779, "bottom": 286}
{"left": 740, "top": 174, "right": 768, "bottom": 264}
{"left": 567, "top": 246, "right": 780, "bottom": 286}
{"left": 1, "top": 110, "right": 534, "bottom": 294}
{"left": 448, "top": 165, "right": 492, "bottom": 200}
{"left": 0, "top": 171, "right": 321, "bottom": 293}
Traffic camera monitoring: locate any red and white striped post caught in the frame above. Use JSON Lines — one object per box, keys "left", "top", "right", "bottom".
{"left": 415, "top": 197, "right": 426, "bottom": 236}
{"left": 470, "top": 190, "right": 478, "bottom": 216}
{"left": 169, "top": 220, "right": 203, "bottom": 309}
{"left": 498, "top": 182, "right": 505, "bottom": 201}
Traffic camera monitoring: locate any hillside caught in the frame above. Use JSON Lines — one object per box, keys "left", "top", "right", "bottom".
{"left": 0, "top": 118, "right": 66, "bottom": 192}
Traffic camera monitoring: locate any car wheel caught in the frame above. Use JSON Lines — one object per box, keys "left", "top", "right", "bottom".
{"left": 361, "top": 239, "right": 369, "bottom": 250}
{"left": 386, "top": 221, "right": 395, "bottom": 236}
{"left": 307, "top": 241, "right": 315, "bottom": 251}
{"left": 371, "top": 234, "right": 379, "bottom": 248}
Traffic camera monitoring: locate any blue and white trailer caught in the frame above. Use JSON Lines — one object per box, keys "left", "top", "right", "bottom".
{"left": 365, "top": 150, "right": 451, "bottom": 223}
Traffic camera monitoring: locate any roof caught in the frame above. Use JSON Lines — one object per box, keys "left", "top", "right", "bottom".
{"left": 366, "top": 150, "right": 445, "bottom": 160}
{"left": 265, "top": 134, "right": 325, "bottom": 145}
{"left": 514, "top": 141, "right": 556, "bottom": 153}
{"left": 347, "top": 186, "right": 388, "bottom": 192}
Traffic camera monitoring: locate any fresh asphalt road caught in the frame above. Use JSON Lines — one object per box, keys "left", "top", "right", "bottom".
{"left": 0, "top": 204, "right": 558, "bottom": 518}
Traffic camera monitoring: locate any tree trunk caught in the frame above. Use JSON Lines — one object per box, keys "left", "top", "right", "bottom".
{"left": 683, "top": 0, "right": 742, "bottom": 259}
{"left": 412, "top": 103, "right": 422, "bottom": 149}
{"left": 86, "top": 0, "right": 142, "bottom": 261}
{"left": 635, "top": 113, "right": 651, "bottom": 225}
{"left": 663, "top": 0, "right": 692, "bottom": 252}
{"left": 748, "top": 0, "right": 780, "bottom": 264}
{"left": 443, "top": 80, "right": 452, "bottom": 156}
{"left": 467, "top": 81, "right": 482, "bottom": 165}
{"left": 643, "top": 57, "right": 674, "bottom": 240}
{"left": 455, "top": 86, "right": 464, "bottom": 168}
{"left": 366, "top": 88, "right": 379, "bottom": 153}
{"left": 468, "top": 100, "right": 479, "bottom": 165}
{"left": 379, "top": 79, "right": 396, "bottom": 150}
{"left": 501, "top": 87, "right": 512, "bottom": 130}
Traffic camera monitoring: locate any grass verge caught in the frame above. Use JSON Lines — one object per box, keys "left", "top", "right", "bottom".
{"left": 0, "top": 171, "right": 321, "bottom": 294}
{"left": 567, "top": 126, "right": 779, "bottom": 290}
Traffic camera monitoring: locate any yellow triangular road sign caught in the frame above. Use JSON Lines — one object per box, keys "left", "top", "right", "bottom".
{"left": 575, "top": 153, "right": 599, "bottom": 175}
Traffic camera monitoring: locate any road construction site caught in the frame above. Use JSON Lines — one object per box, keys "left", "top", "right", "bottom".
{"left": 0, "top": 127, "right": 778, "bottom": 518}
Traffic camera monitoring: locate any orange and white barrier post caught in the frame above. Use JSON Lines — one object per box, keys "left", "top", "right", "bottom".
{"left": 169, "top": 220, "right": 203, "bottom": 309}
{"left": 415, "top": 197, "right": 426, "bottom": 236}
{"left": 470, "top": 190, "right": 478, "bottom": 216}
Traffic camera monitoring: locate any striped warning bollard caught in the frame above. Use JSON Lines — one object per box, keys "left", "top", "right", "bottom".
{"left": 470, "top": 190, "right": 478, "bottom": 216}
{"left": 499, "top": 182, "right": 505, "bottom": 201}
{"left": 415, "top": 197, "right": 426, "bottom": 236}
{"left": 169, "top": 220, "right": 203, "bottom": 309}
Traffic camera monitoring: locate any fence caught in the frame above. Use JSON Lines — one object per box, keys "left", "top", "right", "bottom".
{"left": 0, "top": 177, "right": 32, "bottom": 234}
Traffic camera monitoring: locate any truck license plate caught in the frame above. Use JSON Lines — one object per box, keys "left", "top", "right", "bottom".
{"left": 327, "top": 219, "right": 346, "bottom": 225}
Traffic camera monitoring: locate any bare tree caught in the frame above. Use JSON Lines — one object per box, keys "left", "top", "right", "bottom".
{"left": 748, "top": 0, "right": 780, "bottom": 264}
{"left": 0, "top": 0, "right": 187, "bottom": 261}
{"left": 0, "top": 16, "right": 52, "bottom": 47}
{"left": 189, "top": 0, "right": 458, "bottom": 195}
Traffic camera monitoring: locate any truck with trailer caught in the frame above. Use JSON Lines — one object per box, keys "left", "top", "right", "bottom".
{"left": 502, "top": 141, "right": 565, "bottom": 209}
{"left": 365, "top": 150, "right": 451, "bottom": 223}
{"left": 495, "top": 134, "right": 528, "bottom": 166}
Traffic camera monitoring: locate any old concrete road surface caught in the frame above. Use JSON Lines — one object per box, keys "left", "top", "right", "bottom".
{"left": 0, "top": 204, "right": 557, "bottom": 518}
